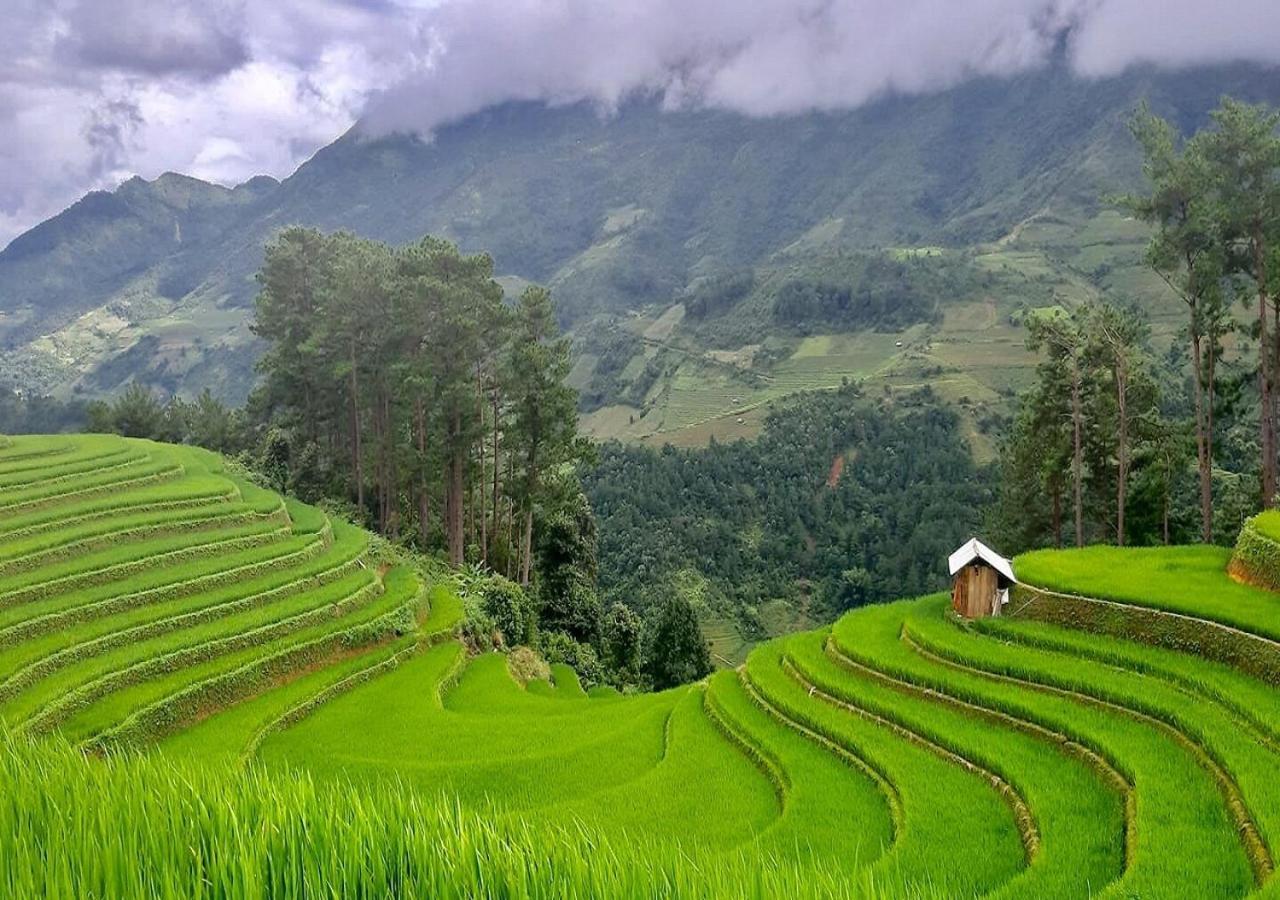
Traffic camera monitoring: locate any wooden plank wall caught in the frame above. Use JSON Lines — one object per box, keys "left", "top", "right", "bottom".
{"left": 951, "top": 565, "right": 997, "bottom": 618}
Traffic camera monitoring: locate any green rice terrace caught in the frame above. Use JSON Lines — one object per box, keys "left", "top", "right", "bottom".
{"left": 5, "top": 433, "right": 1280, "bottom": 898}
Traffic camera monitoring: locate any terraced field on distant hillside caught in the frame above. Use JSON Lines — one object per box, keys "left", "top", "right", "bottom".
{"left": 6, "top": 433, "right": 1280, "bottom": 897}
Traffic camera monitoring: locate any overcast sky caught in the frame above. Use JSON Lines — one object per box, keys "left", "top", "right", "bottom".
{"left": 3, "top": 0, "right": 1280, "bottom": 249}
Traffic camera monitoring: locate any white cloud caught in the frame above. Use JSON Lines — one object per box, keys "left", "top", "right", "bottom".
{"left": 1069, "top": 0, "right": 1280, "bottom": 76}
{"left": 2, "top": 0, "right": 1280, "bottom": 249}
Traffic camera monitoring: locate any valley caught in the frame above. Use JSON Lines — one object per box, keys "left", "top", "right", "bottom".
{"left": 3, "top": 18, "right": 1280, "bottom": 894}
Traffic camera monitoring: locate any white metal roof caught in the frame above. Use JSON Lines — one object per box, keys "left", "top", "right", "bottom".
{"left": 948, "top": 538, "right": 1017, "bottom": 585}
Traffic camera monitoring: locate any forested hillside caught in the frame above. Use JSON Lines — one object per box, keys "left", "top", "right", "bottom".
{"left": 4, "top": 63, "right": 1280, "bottom": 449}
{"left": 585, "top": 384, "right": 991, "bottom": 656}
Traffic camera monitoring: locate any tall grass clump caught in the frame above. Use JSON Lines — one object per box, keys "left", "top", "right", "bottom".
{"left": 0, "top": 730, "right": 939, "bottom": 900}
{"left": 1230, "top": 510, "right": 1280, "bottom": 590}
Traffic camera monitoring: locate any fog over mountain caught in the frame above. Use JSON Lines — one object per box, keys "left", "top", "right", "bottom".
{"left": 4, "top": 0, "right": 1280, "bottom": 248}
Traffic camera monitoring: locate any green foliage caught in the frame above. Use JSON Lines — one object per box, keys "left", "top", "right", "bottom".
{"left": 534, "top": 489, "right": 602, "bottom": 643}
{"left": 768, "top": 253, "right": 966, "bottom": 332}
{"left": 995, "top": 300, "right": 1172, "bottom": 550}
{"left": 682, "top": 271, "right": 755, "bottom": 321}
{"left": 481, "top": 577, "right": 535, "bottom": 648}
{"left": 258, "top": 428, "right": 290, "bottom": 494}
{"left": 539, "top": 630, "right": 604, "bottom": 686}
{"left": 1116, "top": 96, "right": 1280, "bottom": 540}
{"left": 642, "top": 594, "right": 711, "bottom": 691}
{"left": 602, "top": 601, "right": 642, "bottom": 685}
{"left": 249, "top": 228, "right": 585, "bottom": 581}
{"left": 0, "top": 383, "right": 87, "bottom": 435}
{"left": 87, "top": 383, "right": 164, "bottom": 438}
{"left": 574, "top": 324, "right": 644, "bottom": 411}
{"left": 85, "top": 384, "right": 248, "bottom": 455}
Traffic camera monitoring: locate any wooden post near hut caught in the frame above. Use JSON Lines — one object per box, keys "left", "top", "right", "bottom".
{"left": 948, "top": 538, "right": 1017, "bottom": 619}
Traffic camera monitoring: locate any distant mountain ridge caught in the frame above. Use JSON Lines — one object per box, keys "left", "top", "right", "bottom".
{"left": 2, "top": 62, "right": 1279, "bottom": 414}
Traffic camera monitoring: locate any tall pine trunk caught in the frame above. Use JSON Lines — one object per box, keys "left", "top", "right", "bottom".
{"left": 349, "top": 339, "right": 364, "bottom": 515}
{"left": 1273, "top": 297, "right": 1280, "bottom": 505}
{"left": 1051, "top": 481, "right": 1063, "bottom": 549}
{"left": 415, "top": 397, "right": 430, "bottom": 551}
{"left": 1257, "top": 222, "right": 1275, "bottom": 507}
{"left": 491, "top": 388, "right": 501, "bottom": 563}
{"left": 505, "top": 456, "right": 517, "bottom": 581}
{"left": 446, "top": 407, "right": 465, "bottom": 566}
{"left": 1192, "top": 333, "right": 1213, "bottom": 542}
{"left": 373, "top": 383, "right": 386, "bottom": 533}
{"left": 1071, "top": 359, "right": 1084, "bottom": 548}
{"left": 1162, "top": 463, "right": 1171, "bottom": 546}
{"left": 477, "top": 375, "right": 487, "bottom": 563}
{"left": 521, "top": 505, "right": 535, "bottom": 587}
{"left": 383, "top": 388, "right": 398, "bottom": 537}
{"left": 519, "top": 447, "right": 539, "bottom": 587}
{"left": 1115, "top": 354, "right": 1128, "bottom": 546}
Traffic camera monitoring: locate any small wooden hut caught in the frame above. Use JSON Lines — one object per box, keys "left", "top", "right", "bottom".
{"left": 948, "top": 538, "right": 1016, "bottom": 619}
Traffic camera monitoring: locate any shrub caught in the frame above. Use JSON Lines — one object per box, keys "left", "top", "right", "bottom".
{"left": 259, "top": 428, "right": 291, "bottom": 494}
{"left": 482, "top": 577, "right": 535, "bottom": 647}
{"left": 539, "top": 631, "right": 604, "bottom": 686}
{"left": 642, "top": 594, "right": 712, "bottom": 690}
{"left": 535, "top": 492, "right": 601, "bottom": 643}
{"left": 538, "top": 579, "right": 602, "bottom": 645}
{"left": 459, "top": 610, "right": 497, "bottom": 653}
{"left": 602, "top": 602, "right": 641, "bottom": 684}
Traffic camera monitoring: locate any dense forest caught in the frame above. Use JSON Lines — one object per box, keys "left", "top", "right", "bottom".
{"left": 584, "top": 384, "right": 992, "bottom": 635}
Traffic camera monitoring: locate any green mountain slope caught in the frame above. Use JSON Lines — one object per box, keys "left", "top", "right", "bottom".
{"left": 3, "top": 63, "right": 1279, "bottom": 446}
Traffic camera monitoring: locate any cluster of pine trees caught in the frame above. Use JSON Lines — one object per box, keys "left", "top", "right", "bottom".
{"left": 248, "top": 228, "right": 583, "bottom": 584}
{"left": 997, "top": 98, "right": 1280, "bottom": 548}
{"left": 994, "top": 302, "right": 1190, "bottom": 548}
{"left": 75, "top": 228, "right": 717, "bottom": 691}
{"left": 85, "top": 385, "right": 244, "bottom": 454}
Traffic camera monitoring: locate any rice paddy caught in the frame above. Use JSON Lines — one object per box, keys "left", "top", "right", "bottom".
{"left": 4, "top": 432, "right": 1280, "bottom": 897}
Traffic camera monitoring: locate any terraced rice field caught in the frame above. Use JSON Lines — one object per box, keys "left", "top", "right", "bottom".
{"left": 5, "top": 433, "right": 1280, "bottom": 897}
{"left": 254, "top": 544, "right": 1280, "bottom": 896}
{"left": 0, "top": 433, "right": 440, "bottom": 751}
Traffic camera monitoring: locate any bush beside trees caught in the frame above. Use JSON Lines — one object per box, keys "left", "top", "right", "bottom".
{"left": 642, "top": 594, "right": 713, "bottom": 691}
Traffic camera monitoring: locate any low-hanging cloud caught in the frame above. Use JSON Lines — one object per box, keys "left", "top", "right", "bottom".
{"left": 361, "top": 0, "right": 1072, "bottom": 135}
{"left": 360, "top": 0, "right": 1280, "bottom": 137}
{"left": 2, "top": 0, "right": 1280, "bottom": 249}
